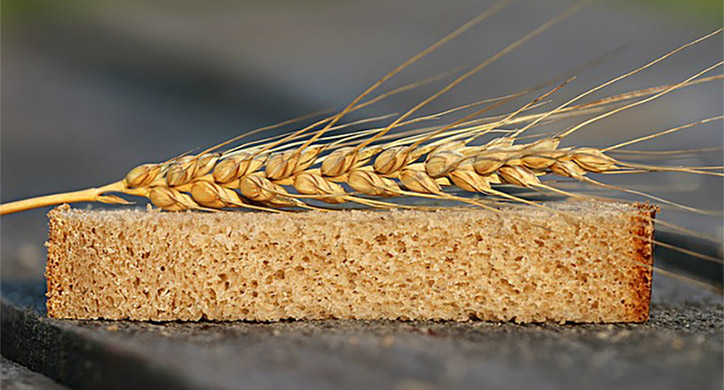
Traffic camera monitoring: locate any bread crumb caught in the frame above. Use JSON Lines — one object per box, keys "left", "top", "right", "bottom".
{"left": 45, "top": 202, "right": 656, "bottom": 323}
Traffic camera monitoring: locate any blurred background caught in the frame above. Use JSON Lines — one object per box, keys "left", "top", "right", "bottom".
{"left": 1, "top": 0, "right": 722, "bottom": 283}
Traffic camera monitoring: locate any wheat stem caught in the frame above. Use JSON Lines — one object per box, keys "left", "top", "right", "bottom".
{"left": 0, "top": 181, "right": 127, "bottom": 216}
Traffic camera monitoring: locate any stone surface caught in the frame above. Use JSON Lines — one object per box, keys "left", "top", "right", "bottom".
{"left": 1, "top": 357, "right": 70, "bottom": 390}
{"left": 1, "top": 279, "right": 722, "bottom": 390}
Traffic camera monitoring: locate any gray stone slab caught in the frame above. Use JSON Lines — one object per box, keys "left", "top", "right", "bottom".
{"left": 1, "top": 280, "right": 722, "bottom": 390}
{"left": 1, "top": 357, "right": 70, "bottom": 390}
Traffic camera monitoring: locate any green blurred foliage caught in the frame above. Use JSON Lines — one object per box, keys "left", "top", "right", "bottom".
{"left": 2, "top": 0, "right": 722, "bottom": 27}
{"left": 599, "top": 0, "right": 723, "bottom": 25}
{"left": 637, "top": 0, "right": 723, "bottom": 23}
{"left": 2, "top": 0, "right": 85, "bottom": 25}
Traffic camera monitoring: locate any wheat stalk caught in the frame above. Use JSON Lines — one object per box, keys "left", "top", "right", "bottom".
{"left": 0, "top": 4, "right": 722, "bottom": 282}
{"left": 0, "top": 51, "right": 720, "bottom": 216}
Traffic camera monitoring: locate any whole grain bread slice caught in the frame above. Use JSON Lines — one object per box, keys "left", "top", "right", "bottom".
{"left": 46, "top": 201, "right": 656, "bottom": 323}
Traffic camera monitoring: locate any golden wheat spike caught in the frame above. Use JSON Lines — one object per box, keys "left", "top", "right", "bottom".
{"left": 0, "top": 6, "right": 720, "bottom": 227}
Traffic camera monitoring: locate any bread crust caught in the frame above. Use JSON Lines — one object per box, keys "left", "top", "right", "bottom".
{"left": 626, "top": 203, "right": 658, "bottom": 322}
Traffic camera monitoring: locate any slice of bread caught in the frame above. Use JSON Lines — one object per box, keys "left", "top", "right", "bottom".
{"left": 46, "top": 201, "right": 656, "bottom": 323}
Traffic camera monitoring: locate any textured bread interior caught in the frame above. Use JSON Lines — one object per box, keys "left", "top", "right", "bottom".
{"left": 46, "top": 201, "right": 656, "bottom": 323}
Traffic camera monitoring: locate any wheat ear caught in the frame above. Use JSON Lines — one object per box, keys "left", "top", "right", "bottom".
{"left": 0, "top": 8, "right": 720, "bottom": 222}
